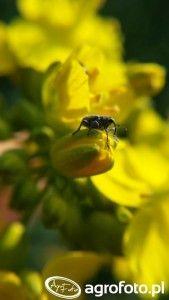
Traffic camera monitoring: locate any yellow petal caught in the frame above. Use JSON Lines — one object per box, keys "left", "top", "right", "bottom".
{"left": 127, "top": 63, "right": 166, "bottom": 96}
{"left": 42, "top": 58, "right": 90, "bottom": 129}
{"left": 124, "top": 195, "right": 169, "bottom": 292}
{"left": 125, "top": 144, "right": 169, "bottom": 189}
{"left": 73, "top": 16, "right": 123, "bottom": 61}
{"left": 92, "top": 142, "right": 151, "bottom": 207}
{"left": 129, "top": 107, "right": 166, "bottom": 145}
{"left": 8, "top": 20, "right": 70, "bottom": 71}
{"left": 17, "top": 0, "right": 79, "bottom": 28}
{"left": 17, "top": 0, "right": 105, "bottom": 29}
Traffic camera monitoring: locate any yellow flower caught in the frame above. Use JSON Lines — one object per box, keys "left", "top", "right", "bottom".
{"left": 91, "top": 142, "right": 169, "bottom": 207}
{"left": 6, "top": 0, "right": 122, "bottom": 71}
{"left": 42, "top": 45, "right": 135, "bottom": 132}
{"left": 7, "top": 20, "right": 70, "bottom": 71}
{"left": 72, "top": 15, "right": 123, "bottom": 61}
{"left": 17, "top": 0, "right": 105, "bottom": 29}
{"left": 127, "top": 63, "right": 166, "bottom": 96}
{"left": 42, "top": 58, "right": 90, "bottom": 130}
{"left": 51, "top": 130, "right": 117, "bottom": 177}
{"left": 127, "top": 100, "right": 169, "bottom": 158}
{"left": 128, "top": 106, "right": 166, "bottom": 145}
{"left": 124, "top": 193, "right": 169, "bottom": 293}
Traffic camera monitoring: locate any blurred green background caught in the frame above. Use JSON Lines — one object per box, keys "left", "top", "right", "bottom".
{"left": 0, "top": 0, "right": 169, "bottom": 117}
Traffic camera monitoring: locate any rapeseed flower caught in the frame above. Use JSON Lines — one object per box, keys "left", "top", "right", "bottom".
{"left": 0, "top": 0, "right": 168, "bottom": 299}
{"left": 124, "top": 192, "right": 169, "bottom": 293}
{"left": 4, "top": 0, "right": 122, "bottom": 72}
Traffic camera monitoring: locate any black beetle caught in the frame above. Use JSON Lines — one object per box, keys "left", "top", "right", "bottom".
{"left": 72, "top": 115, "right": 118, "bottom": 147}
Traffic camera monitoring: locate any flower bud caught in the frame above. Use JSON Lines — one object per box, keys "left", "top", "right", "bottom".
{"left": 42, "top": 188, "right": 68, "bottom": 228}
{"left": 0, "top": 222, "right": 25, "bottom": 250}
{"left": 0, "top": 149, "right": 27, "bottom": 184}
{"left": 0, "top": 222, "right": 27, "bottom": 269}
{"left": 127, "top": 63, "right": 166, "bottom": 96}
{"left": 10, "top": 178, "right": 40, "bottom": 211}
{"left": 51, "top": 129, "right": 117, "bottom": 177}
{"left": 20, "top": 271, "right": 43, "bottom": 299}
{"left": 86, "top": 211, "right": 125, "bottom": 254}
{"left": 0, "top": 271, "right": 26, "bottom": 300}
{"left": 42, "top": 251, "right": 112, "bottom": 294}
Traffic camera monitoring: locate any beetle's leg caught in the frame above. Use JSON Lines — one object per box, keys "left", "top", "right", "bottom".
{"left": 110, "top": 122, "right": 119, "bottom": 142}
{"left": 113, "top": 128, "right": 119, "bottom": 143}
{"left": 113, "top": 124, "right": 117, "bottom": 136}
{"left": 72, "top": 122, "right": 83, "bottom": 135}
{"left": 105, "top": 128, "right": 110, "bottom": 149}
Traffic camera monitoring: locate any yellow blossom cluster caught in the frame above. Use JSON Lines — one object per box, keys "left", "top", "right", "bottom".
{"left": 0, "top": 0, "right": 169, "bottom": 299}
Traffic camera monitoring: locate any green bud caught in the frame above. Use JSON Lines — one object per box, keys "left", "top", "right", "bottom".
{"left": 0, "top": 271, "right": 26, "bottom": 300}
{"left": 86, "top": 211, "right": 125, "bottom": 254}
{"left": 0, "top": 222, "right": 27, "bottom": 269}
{"left": 51, "top": 130, "right": 117, "bottom": 177}
{"left": 116, "top": 206, "right": 133, "bottom": 223}
{"left": 42, "top": 188, "right": 68, "bottom": 229}
{"left": 31, "top": 126, "right": 55, "bottom": 149}
{"left": 20, "top": 271, "right": 43, "bottom": 298}
{"left": 0, "top": 149, "right": 27, "bottom": 184}
{"left": 10, "top": 178, "right": 40, "bottom": 211}
{"left": 42, "top": 186, "right": 85, "bottom": 247}
{"left": 0, "top": 222, "right": 25, "bottom": 251}
{"left": 62, "top": 205, "right": 85, "bottom": 247}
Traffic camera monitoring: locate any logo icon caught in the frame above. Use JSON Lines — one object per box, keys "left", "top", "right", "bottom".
{"left": 45, "top": 276, "right": 81, "bottom": 299}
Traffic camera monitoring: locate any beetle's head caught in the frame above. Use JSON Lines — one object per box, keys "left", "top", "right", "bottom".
{"left": 108, "top": 117, "right": 117, "bottom": 127}
{"left": 82, "top": 117, "right": 89, "bottom": 127}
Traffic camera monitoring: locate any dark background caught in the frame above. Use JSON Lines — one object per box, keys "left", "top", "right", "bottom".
{"left": 0, "top": 0, "right": 169, "bottom": 117}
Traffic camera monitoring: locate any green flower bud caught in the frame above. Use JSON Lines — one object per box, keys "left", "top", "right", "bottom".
{"left": 0, "top": 271, "right": 26, "bottom": 300}
{"left": 51, "top": 130, "right": 117, "bottom": 177}
{"left": 127, "top": 63, "right": 166, "bottom": 96}
{"left": 61, "top": 205, "right": 84, "bottom": 246}
{"left": 31, "top": 126, "right": 55, "bottom": 150}
{"left": 0, "top": 222, "right": 25, "bottom": 251}
{"left": 85, "top": 211, "right": 125, "bottom": 254}
{"left": 42, "top": 187, "right": 85, "bottom": 247}
{"left": 116, "top": 206, "right": 133, "bottom": 223}
{"left": 20, "top": 271, "right": 43, "bottom": 299}
{"left": 0, "top": 149, "right": 27, "bottom": 184}
{"left": 10, "top": 178, "right": 40, "bottom": 211}
{"left": 42, "top": 188, "right": 68, "bottom": 229}
{"left": 0, "top": 222, "right": 27, "bottom": 269}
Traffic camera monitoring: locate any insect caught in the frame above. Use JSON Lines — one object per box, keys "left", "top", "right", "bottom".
{"left": 72, "top": 115, "right": 118, "bottom": 148}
